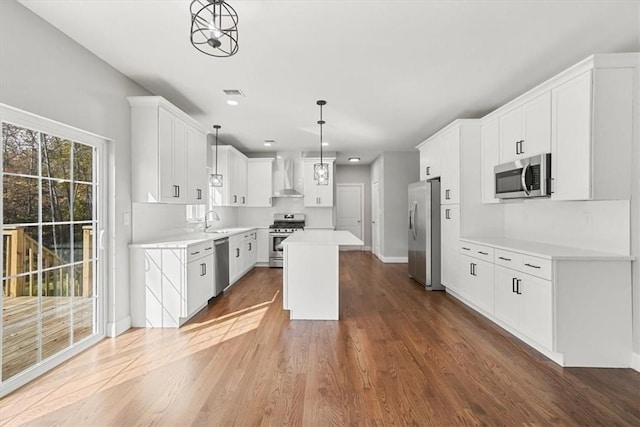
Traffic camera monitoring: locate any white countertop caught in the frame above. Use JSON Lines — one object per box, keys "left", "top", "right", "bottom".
{"left": 281, "top": 230, "right": 363, "bottom": 246}
{"left": 461, "top": 237, "right": 634, "bottom": 261}
{"left": 129, "top": 227, "right": 257, "bottom": 249}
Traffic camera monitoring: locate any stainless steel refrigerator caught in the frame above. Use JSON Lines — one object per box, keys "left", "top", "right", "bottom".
{"left": 408, "top": 179, "right": 443, "bottom": 290}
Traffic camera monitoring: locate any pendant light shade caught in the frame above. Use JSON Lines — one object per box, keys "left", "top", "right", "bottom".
{"left": 211, "top": 125, "right": 223, "bottom": 187}
{"left": 190, "top": 0, "right": 239, "bottom": 57}
{"left": 314, "top": 100, "right": 329, "bottom": 186}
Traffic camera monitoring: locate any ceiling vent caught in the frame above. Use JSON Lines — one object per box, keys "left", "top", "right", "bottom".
{"left": 223, "top": 89, "right": 244, "bottom": 97}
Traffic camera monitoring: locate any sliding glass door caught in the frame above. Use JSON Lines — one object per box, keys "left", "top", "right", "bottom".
{"left": 1, "top": 107, "right": 106, "bottom": 393}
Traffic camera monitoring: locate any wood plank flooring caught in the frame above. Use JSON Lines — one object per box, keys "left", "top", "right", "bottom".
{"left": 1, "top": 251, "right": 639, "bottom": 426}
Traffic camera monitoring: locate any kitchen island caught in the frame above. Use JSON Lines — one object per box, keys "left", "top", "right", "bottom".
{"left": 282, "top": 230, "right": 363, "bottom": 320}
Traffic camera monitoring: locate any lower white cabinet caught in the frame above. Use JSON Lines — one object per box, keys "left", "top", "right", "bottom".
{"left": 256, "top": 229, "right": 270, "bottom": 264}
{"left": 459, "top": 254, "right": 494, "bottom": 314}
{"left": 455, "top": 238, "right": 632, "bottom": 367}
{"left": 494, "top": 265, "right": 553, "bottom": 350}
{"left": 440, "top": 204, "right": 460, "bottom": 292}
{"left": 130, "top": 239, "right": 215, "bottom": 328}
{"left": 229, "top": 230, "right": 258, "bottom": 285}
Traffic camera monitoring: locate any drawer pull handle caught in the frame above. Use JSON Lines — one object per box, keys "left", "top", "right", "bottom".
{"left": 512, "top": 277, "right": 517, "bottom": 293}
{"left": 524, "top": 263, "right": 541, "bottom": 269}
{"left": 462, "top": 247, "right": 471, "bottom": 251}
{"left": 205, "top": 247, "right": 213, "bottom": 251}
{"left": 516, "top": 278, "right": 522, "bottom": 295}
{"left": 478, "top": 251, "right": 488, "bottom": 255}
{"left": 498, "top": 256, "right": 511, "bottom": 261}
{"left": 190, "top": 251, "right": 200, "bottom": 255}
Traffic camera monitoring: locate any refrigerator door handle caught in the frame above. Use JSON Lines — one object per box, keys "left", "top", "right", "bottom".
{"left": 411, "top": 202, "right": 418, "bottom": 240}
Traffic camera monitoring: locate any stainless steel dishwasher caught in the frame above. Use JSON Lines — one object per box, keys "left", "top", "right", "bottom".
{"left": 214, "top": 238, "right": 229, "bottom": 297}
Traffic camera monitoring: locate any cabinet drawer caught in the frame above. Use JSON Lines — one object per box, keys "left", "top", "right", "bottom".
{"left": 520, "top": 255, "right": 552, "bottom": 280}
{"left": 459, "top": 241, "right": 494, "bottom": 262}
{"left": 187, "top": 240, "right": 214, "bottom": 262}
{"left": 495, "top": 249, "right": 523, "bottom": 269}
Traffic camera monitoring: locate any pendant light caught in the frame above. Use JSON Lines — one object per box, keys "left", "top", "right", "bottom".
{"left": 190, "top": 0, "right": 239, "bottom": 57}
{"left": 211, "top": 125, "right": 223, "bottom": 187}
{"left": 314, "top": 100, "right": 329, "bottom": 185}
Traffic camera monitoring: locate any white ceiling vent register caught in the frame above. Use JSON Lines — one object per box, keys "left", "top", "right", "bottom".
{"left": 223, "top": 89, "right": 244, "bottom": 96}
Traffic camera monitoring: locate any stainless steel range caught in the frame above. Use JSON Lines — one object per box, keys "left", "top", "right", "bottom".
{"left": 269, "top": 213, "right": 305, "bottom": 267}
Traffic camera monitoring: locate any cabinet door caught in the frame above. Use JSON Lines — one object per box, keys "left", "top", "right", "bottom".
{"left": 458, "top": 253, "right": 474, "bottom": 298}
{"left": 494, "top": 266, "right": 522, "bottom": 327}
{"left": 441, "top": 205, "right": 460, "bottom": 292}
{"left": 499, "top": 107, "right": 523, "bottom": 163}
{"left": 158, "top": 107, "right": 177, "bottom": 202}
{"left": 522, "top": 91, "right": 551, "bottom": 157}
{"left": 481, "top": 119, "right": 500, "bottom": 204}
{"left": 229, "top": 151, "right": 240, "bottom": 206}
{"left": 303, "top": 160, "right": 319, "bottom": 207}
{"left": 317, "top": 162, "right": 334, "bottom": 206}
{"left": 186, "top": 126, "right": 207, "bottom": 204}
{"left": 441, "top": 130, "right": 460, "bottom": 205}
{"left": 186, "top": 259, "right": 205, "bottom": 317}
{"left": 520, "top": 274, "right": 553, "bottom": 350}
{"left": 238, "top": 156, "right": 247, "bottom": 206}
{"left": 256, "top": 229, "right": 270, "bottom": 263}
{"left": 471, "top": 259, "right": 494, "bottom": 314}
{"left": 551, "top": 70, "right": 592, "bottom": 201}
{"left": 172, "top": 118, "right": 187, "bottom": 203}
{"left": 420, "top": 138, "right": 442, "bottom": 179}
{"left": 247, "top": 160, "right": 273, "bottom": 207}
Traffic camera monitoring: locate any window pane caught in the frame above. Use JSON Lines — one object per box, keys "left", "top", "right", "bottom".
{"left": 73, "top": 261, "right": 93, "bottom": 298}
{"left": 73, "top": 143, "right": 93, "bottom": 183}
{"left": 73, "top": 224, "right": 94, "bottom": 263}
{"left": 3, "top": 225, "right": 39, "bottom": 288}
{"left": 3, "top": 175, "right": 38, "bottom": 224}
{"left": 2, "top": 278, "right": 39, "bottom": 380}
{"left": 72, "top": 183, "right": 93, "bottom": 222}
{"left": 41, "top": 224, "right": 71, "bottom": 268}
{"left": 41, "top": 134, "right": 71, "bottom": 181}
{"left": 2, "top": 123, "right": 39, "bottom": 176}
{"left": 42, "top": 293, "right": 71, "bottom": 360}
{"left": 41, "top": 264, "right": 72, "bottom": 296}
{"left": 73, "top": 261, "right": 95, "bottom": 343}
{"left": 42, "top": 179, "right": 71, "bottom": 223}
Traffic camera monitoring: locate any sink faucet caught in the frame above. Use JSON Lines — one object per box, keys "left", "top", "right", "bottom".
{"left": 204, "top": 210, "right": 220, "bottom": 230}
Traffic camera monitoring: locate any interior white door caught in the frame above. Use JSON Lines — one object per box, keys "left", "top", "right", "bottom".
{"left": 371, "top": 181, "right": 380, "bottom": 257}
{"left": 336, "top": 185, "right": 363, "bottom": 249}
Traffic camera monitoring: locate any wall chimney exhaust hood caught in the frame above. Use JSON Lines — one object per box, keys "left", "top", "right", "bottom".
{"left": 272, "top": 155, "right": 303, "bottom": 198}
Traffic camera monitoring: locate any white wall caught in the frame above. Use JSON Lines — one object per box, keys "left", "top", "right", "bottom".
{"left": 0, "top": 0, "right": 149, "bottom": 335}
{"left": 381, "top": 152, "right": 419, "bottom": 259}
{"left": 335, "top": 165, "right": 371, "bottom": 247}
{"left": 632, "top": 61, "right": 640, "bottom": 360}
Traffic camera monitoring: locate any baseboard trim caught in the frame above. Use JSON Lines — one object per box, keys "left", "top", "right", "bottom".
{"left": 106, "top": 315, "right": 131, "bottom": 337}
{"left": 379, "top": 255, "right": 408, "bottom": 263}
{"left": 363, "top": 246, "right": 371, "bottom": 252}
{"left": 631, "top": 352, "right": 640, "bottom": 372}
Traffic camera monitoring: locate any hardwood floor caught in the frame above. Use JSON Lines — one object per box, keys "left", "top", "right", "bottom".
{"left": 1, "top": 251, "right": 639, "bottom": 426}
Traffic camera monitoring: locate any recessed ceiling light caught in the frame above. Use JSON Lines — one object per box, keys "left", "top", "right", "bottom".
{"left": 348, "top": 157, "right": 361, "bottom": 163}
{"left": 227, "top": 100, "right": 239, "bottom": 106}
{"left": 264, "top": 139, "right": 276, "bottom": 147}
{"left": 321, "top": 141, "right": 329, "bottom": 146}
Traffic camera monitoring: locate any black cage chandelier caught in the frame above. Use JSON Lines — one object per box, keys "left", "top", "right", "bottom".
{"left": 211, "top": 125, "right": 223, "bottom": 187}
{"left": 190, "top": 0, "right": 239, "bottom": 57}
{"left": 314, "top": 100, "right": 329, "bottom": 185}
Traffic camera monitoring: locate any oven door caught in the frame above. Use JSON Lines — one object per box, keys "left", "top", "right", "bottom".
{"left": 269, "top": 233, "right": 291, "bottom": 259}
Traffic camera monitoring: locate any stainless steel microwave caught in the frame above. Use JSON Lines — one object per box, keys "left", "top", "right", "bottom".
{"left": 494, "top": 153, "right": 551, "bottom": 199}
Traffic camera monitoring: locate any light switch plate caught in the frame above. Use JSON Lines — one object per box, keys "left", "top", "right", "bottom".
{"left": 123, "top": 212, "right": 130, "bottom": 226}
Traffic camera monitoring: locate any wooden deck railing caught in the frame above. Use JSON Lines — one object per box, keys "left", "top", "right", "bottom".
{"left": 3, "top": 226, "right": 93, "bottom": 297}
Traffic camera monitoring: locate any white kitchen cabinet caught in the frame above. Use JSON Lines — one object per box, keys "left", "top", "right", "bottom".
{"left": 458, "top": 237, "right": 632, "bottom": 367}
{"left": 551, "top": 68, "right": 633, "bottom": 201}
{"left": 130, "top": 240, "right": 214, "bottom": 328}
{"left": 459, "top": 247, "right": 494, "bottom": 314}
{"left": 128, "top": 96, "right": 207, "bottom": 204}
{"left": 480, "top": 118, "right": 500, "bottom": 204}
{"left": 440, "top": 129, "right": 460, "bottom": 205}
{"left": 211, "top": 145, "right": 248, "bottom": 207}
{"left": 186, "top": 125, "right": 207, "bottom": 204}
{"left": 499, "top": 92, "right": 551, "bottom": 163}
{"left": 303, "top": 158, "right": 335, "bottom": 207}
{"left": 246, "top": 158, "right": 274, "bottom": 207}
{"left": 256, "top": 229, "right": 270, "bottom": 265}
{"left": 440, "top": 204, "right": 460, "bottom": 293}
{"left": 418, "top": 136, "right": 442, "bottom": 180}
{"left": 242, "top": 231, "right": 257, "bottom": 272}
{"left": 229, "top": 233, "right": 243, "bottom": 283}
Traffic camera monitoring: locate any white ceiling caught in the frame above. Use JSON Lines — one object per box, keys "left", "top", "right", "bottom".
{"left": 19, "top": 0, "right": 640, "bottom": 164}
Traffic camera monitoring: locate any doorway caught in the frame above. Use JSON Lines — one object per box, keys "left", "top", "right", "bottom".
{"left": 336, "top": 184, "right": 364, "bottom": 250}
{"left": 1, "top": 105, "right": 107, "bottom": 396}
{"left": 371, "top": 180, "right": 380, "bottom": 258}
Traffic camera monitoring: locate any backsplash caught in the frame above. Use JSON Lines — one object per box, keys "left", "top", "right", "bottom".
{"left": 237, "top": 197, "right": 334, "bottom": 228}
{"left": 503, "top": 199, "right": 630, "bottom": 255}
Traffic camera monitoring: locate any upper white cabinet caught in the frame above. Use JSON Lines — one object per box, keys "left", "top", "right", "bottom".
{"left": 418, "top": 138, "right": 442, "bottom": 180}
{"left": 499, "top": 92, "right": 551, "bottom": 163}
{"left": 480, "top": 54, "right": 637, "bottom": 203}
{"left": 246, "top": 158, "right": 274, "bottom": 207}
{"left": 441, "top": 204, "right": 460, "bottom": 293}
{"left": 129, "top": 97, "right": 207, "bottom": 204}
{"left": 551, "top": 68, "right": 634, "bottom": 201}
{"left": 480, "top": 118, "right": 500, "bottom": 204}
{"left": 211, "top": 145, "right": 248, "bottom": 207}
{"left": 303, "top": 158, "right": 335, "bottom": 207}
{"left": 440, "top": 129, "right": 460, "bottom": 205}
